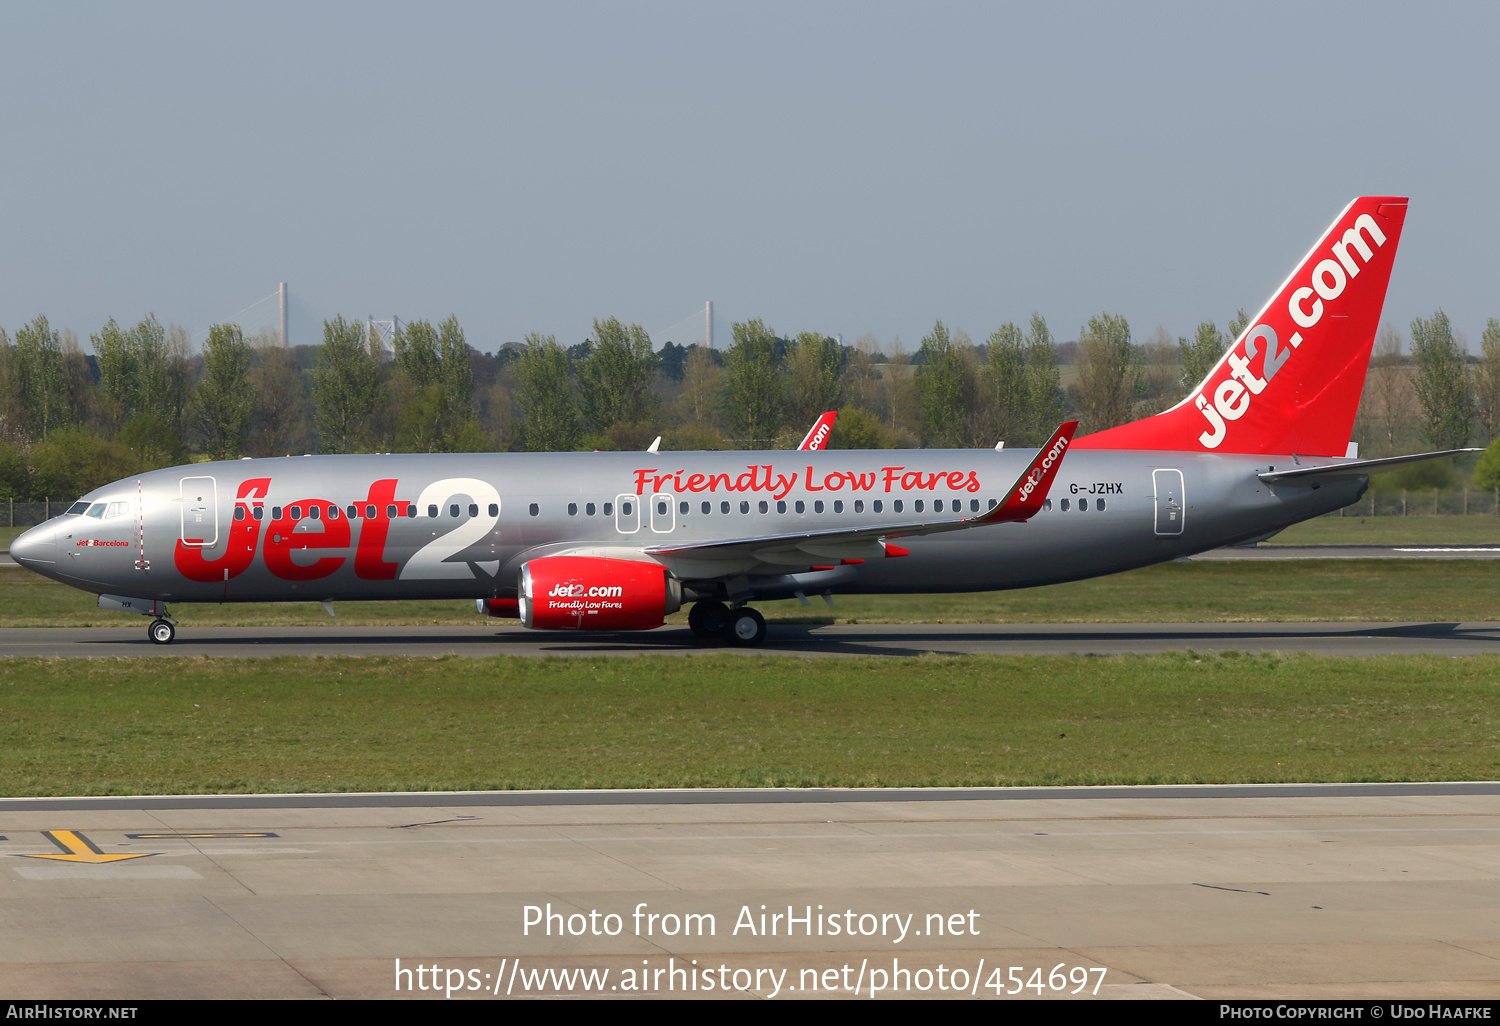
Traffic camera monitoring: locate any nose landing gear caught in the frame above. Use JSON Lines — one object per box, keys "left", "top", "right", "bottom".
{"left": 687, "top": 600, "right": 766, "bottom": 646}
{"left": 148, "top": 618, "right": 176, "bottom": 645}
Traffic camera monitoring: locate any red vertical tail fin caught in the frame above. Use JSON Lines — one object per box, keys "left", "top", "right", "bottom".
{"left": 1073, "top": 196, "right": 1408, "bottom": 457}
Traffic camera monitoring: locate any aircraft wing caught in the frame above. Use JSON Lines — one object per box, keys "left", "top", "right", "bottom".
{"left": 797, "top": 411, "right": 838, "bottom": 451}
{"left": 1257, "top": 448, "right": 1481, "bottom": 486}
{"left": 644, "top": 421, "right": 1077, "bottom": 565}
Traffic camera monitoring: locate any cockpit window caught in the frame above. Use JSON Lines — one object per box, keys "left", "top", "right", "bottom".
{"left": 85, "top": 503, "right": 107, "bottom": 519}
{"left": 104, "top": 501, "right": 129, "bottom": 518}
{"left": 66, "top": 501, "right": 90, "bottom": 515}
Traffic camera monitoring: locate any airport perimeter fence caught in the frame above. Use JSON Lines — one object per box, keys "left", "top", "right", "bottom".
{"left": 6, "top": 500, "right": 64, "bottom": 529}
{"left": 1323, "top": 488, "right": 1500, "bottom": 517}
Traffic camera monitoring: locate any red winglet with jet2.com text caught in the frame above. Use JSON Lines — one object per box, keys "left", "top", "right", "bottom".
{"left": 798, "top": 411, "right": 838, "bottom": 451}
{"left": 974, "top": 421, "right": 1078, "bottom": 524}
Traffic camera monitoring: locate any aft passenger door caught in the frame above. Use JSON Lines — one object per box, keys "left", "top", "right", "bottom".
{"left": 1152, "top": 469, "right": 1184, "bottom": 536}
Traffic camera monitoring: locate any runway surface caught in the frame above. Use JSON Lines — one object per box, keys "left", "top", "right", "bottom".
{"left": 5, "top": 620, "right": 1500, "bottom": 657}
{"left": 1, "top": 783, "right": 1496, "bottom": 999}
{"left": 1196, "top": 544, "right": 1500, "bottom": 560}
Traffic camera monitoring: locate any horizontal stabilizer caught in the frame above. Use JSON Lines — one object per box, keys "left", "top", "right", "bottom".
{"left": 1258, "top": 448, "right": 1481, "bottom": 486}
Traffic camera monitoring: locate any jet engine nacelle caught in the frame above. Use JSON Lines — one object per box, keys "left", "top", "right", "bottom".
{"left": 518, "top": 556, "right": 681, "bottom": 630}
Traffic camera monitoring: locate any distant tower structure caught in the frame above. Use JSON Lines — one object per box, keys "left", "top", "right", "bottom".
{"left": 279, "top": 282, "right": 288, "bottom": 347}
{"left": 705, "top": 300, "right": 713, "bottom": 349}
{"left": 364, "top": 316, "right": 400, "bottom": 359}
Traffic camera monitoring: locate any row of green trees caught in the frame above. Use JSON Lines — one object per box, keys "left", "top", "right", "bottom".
{"left": 3, "top": 304, "right": 1498, "bottom": 502}
{"left": 0, "top": 313, "right": 484, "bottom": 500}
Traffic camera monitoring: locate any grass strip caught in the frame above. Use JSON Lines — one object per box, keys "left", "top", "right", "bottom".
{"left": 1, "top": 652, "right": 1497, "bottom": 795}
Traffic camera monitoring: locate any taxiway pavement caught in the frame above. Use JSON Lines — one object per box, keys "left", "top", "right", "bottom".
{"left": 1, "top": 783, "right": 1496, "bottom": 999}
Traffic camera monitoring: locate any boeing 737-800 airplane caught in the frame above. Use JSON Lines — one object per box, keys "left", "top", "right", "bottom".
{"left": 11, "top": 196, "right": 1468, "bottom": 646}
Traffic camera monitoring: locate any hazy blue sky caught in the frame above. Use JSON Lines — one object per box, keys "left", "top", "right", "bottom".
{"left": 1, "top": 1, "right": 1494, "bottom": 354}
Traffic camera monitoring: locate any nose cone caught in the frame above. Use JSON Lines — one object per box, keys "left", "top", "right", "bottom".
{"left": 10, "top": 523, "right": 56, "bottom": 568}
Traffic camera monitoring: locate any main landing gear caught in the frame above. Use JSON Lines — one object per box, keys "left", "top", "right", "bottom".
{"left": 148, "top": 618, "right": 176, "bottom": 645}
{"left": 688, "top": 600, "right": 766, "bottom": 646}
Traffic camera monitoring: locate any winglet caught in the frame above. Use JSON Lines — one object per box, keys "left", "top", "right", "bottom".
{"left": 798, "top": 411, "right": 838, "bottom": 451}
{"left": 974, "top": 421, "right": 1078, "bottom": 524}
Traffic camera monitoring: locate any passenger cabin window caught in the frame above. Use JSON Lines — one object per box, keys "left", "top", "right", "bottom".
{"left": 568, "top": 503, "right": 578, "bottom": 516}
{"left": 723, "top": 501, "right": 732, "bottom": 514}
{"left": 328, "top": 505, "right": 340, "bottom": 519}
{"left": 758, "top": 501, "right": 767, "bottom": 513}
{"left": 428, "top": 505, "right": 439, "bottom": 518}
{"left": 488, "top": 503, "right": 499, "bottom": 517}
{"left": 529, "top": 503, "right": 540, "bottom": 517}
{"left": 855, "top": 500, "right": 864, "bottom": 513}
{"left": 586, "top": 502, "right": 596, "bottom": 516}
{"left": 406, "top": 504, "right": 417, "bottom": 517}
{"left": 469, "top": 504, "right": 478, "bottom": 517}
{"left": 1043, "top": 499, "right": 1052, "bottom": 511}
{"left": 814, "top": 500, "right": 824, "bottom": 513}
{"left": 873, "top": 500, "right": 883, "bottom": 513}
{"left": 1097, "top": 499, "right": 1107, "bottom": 511}
{"left": 1079, "top": 498, "right": 1088, "bottom": 511}
{"left": 347, "top": 505, "right": 359, "bottom": 519}
{"left": 289, "top": 505, "right": 302, "bottom": 519}
{"left": 233, "top": 507, "right": 246, "bottom": 521}
{"left": 252, "top": 507, "right": 264, "bottom": 521}
{"left": 604, "top": 502, "right": 613, "bottom": 516}
{"left": 893, "top": 500, "right": 903, "bottom": 513}
{"left": 933, "top": 500, "right": 943, "bottom": 512}
{"left": 702, "top": 502, "right": 712, "bottom": 515}
{"left": 794, "top": 500, "right": 804, "bottom": 513}
{"left": 309, "top": 506, "right": 320, "bottom": 520}
{"left": 1060, "top": 499, "right": 1070, "bottom": 511}
{"left": 776, "top": 501, "right": 786, "bottom": 514}
{"left": 386, "top": 504, "right": 397, "bottom": 519}
{"left": 272, "top": 506, "right": 284, "bottom": 519}
{"left": 656, "top": 501, "right": 667, "bottom": 516}
{"left": 450, "top": 504, "right": 460, "bottom": 518}
{"left": 988, "top": 498, "right": 997, "bottom": 510}
{"left": 834, "top": 500, "right": 843, "bottom": 513}
{"left": 680, "top": 501, "right": 690, "bottom": 515}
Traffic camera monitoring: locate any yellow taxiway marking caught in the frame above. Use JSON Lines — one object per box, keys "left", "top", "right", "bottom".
{"left": 124, "top": 832, "right": 278, "bottom": 839}
{"left": 15, "top": 830, "right": 156, "bottom": 864}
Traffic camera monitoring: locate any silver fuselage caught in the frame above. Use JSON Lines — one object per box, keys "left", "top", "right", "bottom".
{"left": 10, "top": 447, "right": 1361, "bottom": 606}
